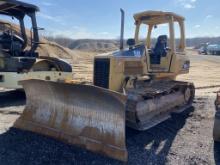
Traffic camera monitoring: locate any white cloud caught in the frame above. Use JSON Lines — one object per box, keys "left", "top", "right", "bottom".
{"left": 37, "top": 13, "right": 63, "bottom": 23}
{"left": 193, "top": 24, "right": 201, "bottom": 28}
{"left": 41, "top": 2, "right": 54, "bottom": 6}
{"left": 184, "top": 4, "right": 195, "bottom": 9}
{"left": 38, "top": 13, "right": 54, "bottom": 20}
{"left": 98, "top": 32, "right": 110, "bottom": 35}
{"left": 44, "top": 27, "right": 115, "bottom": 39}
{"left": 177, "top": 0, "right": 197, "bottom": 9}
{"left": 203, "top": 15, "right": 213, "bottom": 23}
{"left": 205, "top": 15, "right": 213, "bottom": 19}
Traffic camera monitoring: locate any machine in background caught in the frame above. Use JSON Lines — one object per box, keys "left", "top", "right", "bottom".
{"left": 0, "top": 0, "right": 72, "bottom": 89}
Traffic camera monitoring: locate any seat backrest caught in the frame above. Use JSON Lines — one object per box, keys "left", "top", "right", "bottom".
{"left": 150, "top": 35, "right": 168, "bottom": 64}
{"left": 154, "top": 35, "right": 167, "bottom": 57}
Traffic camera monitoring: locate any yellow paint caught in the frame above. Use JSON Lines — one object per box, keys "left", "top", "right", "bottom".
{"left": 94, "top": 11, "right": 190, "bottom": 92}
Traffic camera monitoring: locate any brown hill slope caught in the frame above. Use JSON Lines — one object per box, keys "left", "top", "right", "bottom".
{"left": 0, "top": 20, "right": 81, "bottom": 59}
{"left": 47, "top": 36, "right": 220, "bottom": 52}
{"left": 46, "top": 37, "right": 120, "bottom": 52}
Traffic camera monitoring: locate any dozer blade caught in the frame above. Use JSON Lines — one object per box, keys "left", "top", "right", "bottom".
{"left": 14, "top": 79, "right": 128, "bottom": 161}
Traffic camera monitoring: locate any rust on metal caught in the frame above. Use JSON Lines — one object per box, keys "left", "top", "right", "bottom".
{"left": 126, "top": 81, "right": 195, "bottom": 130}
{"left": 14, "top": 79, "right": 128, "bottom": 162}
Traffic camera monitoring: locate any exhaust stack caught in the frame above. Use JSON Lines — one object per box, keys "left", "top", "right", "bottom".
{"left": 120, "top": 9, "right": 125, "bottom": 50}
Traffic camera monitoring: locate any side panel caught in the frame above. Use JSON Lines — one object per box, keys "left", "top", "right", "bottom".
{"left": 171, "top": 53, "right": 190, "bottom": 75}
{"left": 109, "top": 58, "right": 125, "bottom": 92}
{"left": 93, "top": 57, "right": 125, "bottom": 92}
{"left": 0, "top": 72, "right": 72, "bottom": 89}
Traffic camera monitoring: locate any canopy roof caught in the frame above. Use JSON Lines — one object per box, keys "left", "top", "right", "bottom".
{"left": 0, "top": 0, "right": 39, "bottom": 18}
{"left": 134, "top": 11, "right": 185, "bottom": 25}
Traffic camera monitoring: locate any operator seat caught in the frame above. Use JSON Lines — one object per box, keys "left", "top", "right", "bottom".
{"left": 151, "top": 35, "right": 168, "bottom": 64}
{"left": 0, "top": 31, "right": 24, "bottom": 56}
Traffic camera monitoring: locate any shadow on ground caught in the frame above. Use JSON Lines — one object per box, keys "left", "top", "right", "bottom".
{"left": 214, "top": 142, "right": 220, "bottom": 164}
{"left": 0, "top": 107, "right": 194, "bottom": 165}
{"left": 0, "top": 90, "right": 26, "bottom": 108}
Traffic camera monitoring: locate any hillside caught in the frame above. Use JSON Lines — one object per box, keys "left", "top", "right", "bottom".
{"left": 0, "top": 20, "right": 93, "bottom": 60}
{"left": 46, "top": 36, "right": 220, "bottom": 52}
{"left": 46, "top": 37, "right": 120, "bottom": 52}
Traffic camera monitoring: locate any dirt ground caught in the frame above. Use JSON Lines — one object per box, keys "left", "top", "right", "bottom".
{"left": 1, "top": 52, "right": 220, "bottom": 165}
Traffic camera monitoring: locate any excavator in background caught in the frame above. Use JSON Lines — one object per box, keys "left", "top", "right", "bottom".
{"left": 213, "top": 91, "right": 220, "bottom": 141}
{"left": 14, "top": 10, "right": 195, "bottom": 161}
{"left": 0, "top": 0, "right": 72, "bottom": 89}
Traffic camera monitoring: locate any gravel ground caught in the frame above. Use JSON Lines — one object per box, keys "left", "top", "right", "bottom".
{"left": 0, "top": 54, "right": 220, "bottom": 165}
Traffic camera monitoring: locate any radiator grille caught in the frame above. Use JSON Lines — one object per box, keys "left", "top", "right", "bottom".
{"left": 94, "top": 58, "right": 110, "bottom": 89}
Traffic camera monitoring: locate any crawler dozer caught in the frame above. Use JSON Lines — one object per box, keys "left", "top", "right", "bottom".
{"left": 0, "top": 0, "right": 72, "bottom": 89}
{"left": 213, "top": 91, "right": 220, "bottom": 141}
{"left": 14, "top": 10, "right": 195, "bottom": 161}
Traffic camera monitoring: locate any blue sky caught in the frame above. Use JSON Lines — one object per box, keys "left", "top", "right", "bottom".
{"left": 5, "top": 0, "right": 220, "bottom": 39}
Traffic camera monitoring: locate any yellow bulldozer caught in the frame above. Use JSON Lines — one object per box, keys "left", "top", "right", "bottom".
{"left": 0, "top": 0, "right": 72, "bottom": 89}
{"left": 14, "top": 10, "right": 195, "bottom": 161}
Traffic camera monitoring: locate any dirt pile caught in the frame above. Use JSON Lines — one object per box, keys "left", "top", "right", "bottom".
{"left": 0, "top": 19, "right": 88, "bottom": 59}
{"left": 68, "top": 39, "right": 119, "bottom": 52}
{"left": 46, "top": 37, "right": 120, "bottom": 53}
